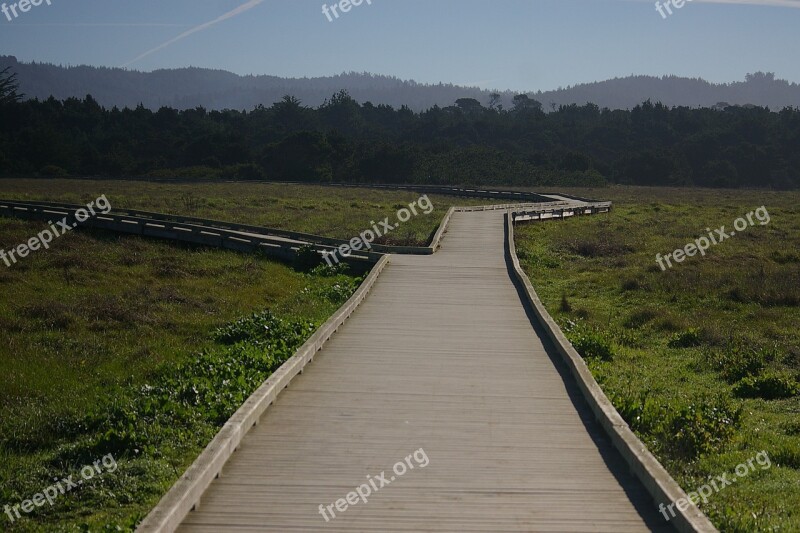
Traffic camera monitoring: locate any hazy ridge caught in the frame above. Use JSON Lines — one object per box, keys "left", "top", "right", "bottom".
{"left": 2, "top": 56, "right": 798, "bottom": 111}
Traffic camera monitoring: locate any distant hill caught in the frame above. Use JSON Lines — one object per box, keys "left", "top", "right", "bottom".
{"left": 533, "top": 73, "right": 800, "bottom": 111}
{"left": 2, "top": 56, "right": 799, "bottom": 111}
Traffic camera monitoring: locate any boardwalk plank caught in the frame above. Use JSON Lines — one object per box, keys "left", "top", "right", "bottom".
{"left": 178, "top": 210, "right": 672, "bottom": 532}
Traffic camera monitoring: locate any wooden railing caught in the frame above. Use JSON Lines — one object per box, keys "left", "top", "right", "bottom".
{"left": 0, "top": 200, "right": 382, "bottom": 265}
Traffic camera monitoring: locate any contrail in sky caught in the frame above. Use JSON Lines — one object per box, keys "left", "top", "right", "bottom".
{"left": 16, "top": 23, "right": 187, "bottom": 27}
{"left": 121, "top": 0, "right": 265, "bottom": 68}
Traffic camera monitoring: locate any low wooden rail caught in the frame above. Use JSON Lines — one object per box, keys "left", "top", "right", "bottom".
{"left": 0, "top": 200, "right": 382, "bottom": 266}
{"left": 0, "top": 199, "right": 457, "bottom": 256}
{"left": 506, "top": 208, "right": 715, "bottom": 533}
{"left": 0, "top": 198, "right": 600, "bottom": 259}
{"left": 326, "top": 182, "right": 565, "bottom": 202}
{"left": 511, "top": 201, "right": 612, "bottom": 222}
{"left": 2, "top": 199, "right": 430, "bottom": 255}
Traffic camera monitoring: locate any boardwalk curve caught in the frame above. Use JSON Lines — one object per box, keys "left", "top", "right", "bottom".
{"left": 0, "top": 190, "right": 714, "bottom": 531}
{"left": 158, "top": 208, "right": 698, "bottom": 532}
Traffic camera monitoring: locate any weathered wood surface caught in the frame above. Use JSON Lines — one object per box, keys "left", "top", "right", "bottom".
{"left": 178, "top": 210, "right": 671, "bottom": 532}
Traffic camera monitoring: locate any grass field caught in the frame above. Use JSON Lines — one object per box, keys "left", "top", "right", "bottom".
{"left": 515, "top": 187, "right": 800, "bottom": 531}
{"left": 0, "top": 178, "right": 493, "bottom": 247}
{"left": 0, "top": 213, "right": 362, "bottom": 530}
{"left": 4, "top": 179, "right": 798, "bottom": 531}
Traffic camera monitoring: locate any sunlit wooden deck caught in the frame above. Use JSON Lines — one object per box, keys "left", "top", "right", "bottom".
{"left": 177, "top": 210, "right": 671, "bottom": 532}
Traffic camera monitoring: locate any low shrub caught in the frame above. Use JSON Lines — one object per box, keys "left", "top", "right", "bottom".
{"left": 706, "top": 344, "right": 770, "bottom": 383}
{"left": 623, "top": 308, "right": 659, "bottom": 329}
{"left": 612, "top": 392, "right": 741, "bottom": 460}
{"left": 302, "top": 277, "right": 362, "bottom": 305}
{"left": 294, "top": 244, "right": 324, "bottom": 272}
{"left": 621, "top": 278, "right": 640, "bottom": 291}
{"left": 772, "top": 447, "right": 800, "bottom": 469}
{"left": 569, "top": 328, "right": 614, "bottom": 361}
{"left": 612, "top": 392, "right": 663, "bottom": 436}
{"left": 78, "top": 310, "right": 320, "bottom": 460}
{"left": 564, "top": 237, "right": 634, "bottom": 258}
{"left": 613, "top": 328, "right": 643, "bottom": 348}
{"left": 667, "top": 399, "right": 741, "bottom": 459}
{"left": 309, "top": 262, "right": 349, "bottom": 277}
{"left": 734, "top": 373, "right": 800, "bottom": 400}
{"left": 668, "top": 328, "right": 702, "bottom": 348}
{"left": 213, "top": 310, "right": 316, "bottom": 346}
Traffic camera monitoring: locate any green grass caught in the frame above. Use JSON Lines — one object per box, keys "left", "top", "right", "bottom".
{"left": 0, "top": 178, "right": 491, "bottom": 246}
{"left": 8, "top": 179, "right": 799, "bottom": 530}
{"left": 0, "top": 216, "right": 362, "bottom": 531}
{"left": 515, "top": 187, "right": 800, "bottom": 531}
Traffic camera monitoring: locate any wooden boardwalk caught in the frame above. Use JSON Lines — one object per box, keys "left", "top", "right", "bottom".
{"left": 177, "top": 210, "right": 672, "bottom": 532}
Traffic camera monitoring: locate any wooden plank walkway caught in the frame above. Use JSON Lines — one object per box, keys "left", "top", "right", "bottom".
{"left": 178, "top": 210, "right": 672, "bottom": 532}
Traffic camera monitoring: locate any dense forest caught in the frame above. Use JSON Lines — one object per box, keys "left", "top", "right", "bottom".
{"left": 1, "top": 69, "right": 798, "bottom": 189}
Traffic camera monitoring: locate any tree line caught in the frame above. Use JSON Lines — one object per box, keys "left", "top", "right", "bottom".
{"left": 1, "top": 70, "right": 798, "bottom": 189}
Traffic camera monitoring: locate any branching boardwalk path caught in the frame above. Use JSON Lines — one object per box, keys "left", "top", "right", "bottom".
{"left": 175, "top": 209, "right": 672, "bottom": 532}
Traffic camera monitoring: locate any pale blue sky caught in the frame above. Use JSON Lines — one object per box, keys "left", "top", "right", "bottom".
{"left": 1, "top": 0, "right": 798, "bottom": 91}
